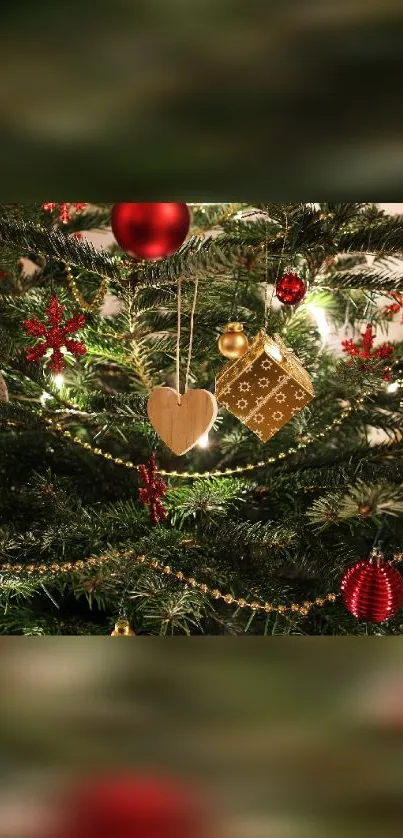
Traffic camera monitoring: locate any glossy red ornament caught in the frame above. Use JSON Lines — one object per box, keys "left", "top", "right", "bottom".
{"left": 341, "top": 548, "right": 403, "bottom": 623}
{"left": 50, "top": 774, "right": 208, "bottom": 838}
{"left": 111, "top": 203, "right": 190, "bottom": 260}
{"left": 276, "top": 272, "right": 306, "bottom": 305}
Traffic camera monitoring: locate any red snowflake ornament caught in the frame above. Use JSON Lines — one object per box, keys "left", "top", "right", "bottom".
{"left": 342, "top": 324, "right": 394, "bottom": 382}
{"left": 138, "top": 454, "right": 167, "bottom": 525}
{"left": 24, "top": 296, "right": 87, "bottom": 373}
{"left": 42, "top": 203, "right": 87, "bottom": 224}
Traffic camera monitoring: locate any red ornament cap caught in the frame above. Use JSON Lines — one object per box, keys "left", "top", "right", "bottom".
{"left": 275, "top": 272, "right": 306, "bottom": 305}
{"left": 341, "top": 548, "right": 403, "bottom": 623}
{"left": 111, "top": 203, "right": 190, "bottom": 261}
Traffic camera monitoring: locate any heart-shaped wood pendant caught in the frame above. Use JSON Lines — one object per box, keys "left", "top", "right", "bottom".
{"left": 147, "top": 387, "right": 218, "bottom": 456}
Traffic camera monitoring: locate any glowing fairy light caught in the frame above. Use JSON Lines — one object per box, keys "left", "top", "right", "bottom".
{"left": 307, "top": 304, "right": 331, "bottom": 340}
{"left": 40, "top": 391, "right": 52, "bottom": 406}
{"left": 197, "top": 432, "right": 210, "bottom": 449}
{"left": 54, "top": 374, "right": 65, "bottom": 389}
{"left": 387, "top": 381, "right": 399, "bottom": 393}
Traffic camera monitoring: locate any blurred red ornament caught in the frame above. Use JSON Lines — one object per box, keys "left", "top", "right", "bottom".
{"left": 24, "top": 295, "right": 87, "bottom": 373}
{"left": 42, "top": 203, "right": 87, "bottom": 224}
{"left": 275, "top": 272, "right": 306, "bottom": 305}
{"left": 384, "top": 292, "right": 403, "bottom": 320}
{"left": 138, "top": 453, "right": 167, "bottom": 524}
{"left": 111, "top": 203, "right": 190, "bottom": 260}
{"left": 51, "top": 774, "right": 207, "bottom": 838}
{"left": 341, "top": 548, "right": 403, "bottom": 622}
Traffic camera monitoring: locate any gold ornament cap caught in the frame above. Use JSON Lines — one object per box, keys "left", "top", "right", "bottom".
{"left": 225, "top": 322, "right": 244, "bottom": 332}
{"left": 111, "top": 619, "right": 136, "bottom": 636}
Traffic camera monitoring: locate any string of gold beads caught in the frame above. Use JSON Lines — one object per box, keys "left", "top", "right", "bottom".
{"left": 65, "top": 264, "right": 109, "bottom": 312}
{"left": 0, "top": 549, "right": 339, "bottom": 617}
{"left": 38, "top": 398, "right": 360, "bottom": 480}
{"left": 2, "top": 547, "right": 400, "bottom": 617}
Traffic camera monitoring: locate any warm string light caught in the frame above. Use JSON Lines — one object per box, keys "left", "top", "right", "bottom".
{"left": 39, "top": 391, "right": 52, "bottom": 406}
{"left": 197, "top": 432, "right": 210, "bottom": 449}
{"left": 53, "top": 374, "right": 65, "bottom": 389}
{"left": 307, "top": 304, "right": 331, "bottom": 341}
{"left": 37, "top": 398, "right": 362, "bottom": 479}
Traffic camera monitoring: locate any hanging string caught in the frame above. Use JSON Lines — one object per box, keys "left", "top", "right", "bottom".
{"left": 263, "top": 207, "right": 289, "bottom": 333}
{"left": 176, "top": 278, "right": 182, "bottom": 404}
{"left": 229, "top": 268, "right": 241, "bottom": 321}
{"left": 184, "top": 277, "right": 199, "bottom": 393}
{"left": 48, "top": 256, "right": 55, "bottom": 296}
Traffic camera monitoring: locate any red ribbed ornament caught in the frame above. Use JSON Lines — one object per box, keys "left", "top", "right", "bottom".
{"left": 275, "top": 272, "right": 306, "bottom": 305}
{"left": 341, "top": 549, "right": 403, "bottom": 623}
{"left": 111, "top": 203, "right": 190, "bottom": 260}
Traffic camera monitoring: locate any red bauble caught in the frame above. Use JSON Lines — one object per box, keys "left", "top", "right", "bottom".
{"left": 111, "top": 203, "right": 190, "bottom": 260}
{"left": 341, "top": 550, "right": 403, "bottom": 623}
{"left": 276, "top": 272, "right": 306, "bottom": 305}
{"left": 50, "top": 774, "right": 207, "bottom": 838}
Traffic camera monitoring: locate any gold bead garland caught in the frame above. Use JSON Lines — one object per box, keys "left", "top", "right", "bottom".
{"left": 65, "top": 264, "right": 109, "bottom": 312}
{"left": 0, "top": 548, "right": 342, "bottom": 618}
{"left": 36, "top": 397, "right": 362, "bottom": 480}
{"left": 1, "top": 547, "right": 401, "bottom": 621}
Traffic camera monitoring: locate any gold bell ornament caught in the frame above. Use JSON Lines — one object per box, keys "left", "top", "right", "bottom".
{"left": 111, "top": 619, "right": 136, "bottom": 636}
{"left": 218, "top": 322, "right": 249, "bottom": 360}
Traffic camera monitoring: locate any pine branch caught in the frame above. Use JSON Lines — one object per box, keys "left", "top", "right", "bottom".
{"left": 0, "top": 212, "right": 121, "bottom": 279}
{"left": 322, "top": 257, "right": 403, "bottom": 291}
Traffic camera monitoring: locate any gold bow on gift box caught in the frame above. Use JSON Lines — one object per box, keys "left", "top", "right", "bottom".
{"left": 215, "top": 330, "right": 314, "bottom": 443}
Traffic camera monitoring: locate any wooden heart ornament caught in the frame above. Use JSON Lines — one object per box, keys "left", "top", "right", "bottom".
{"left": 147, "top": 387, "right": 218, "bottom": 455}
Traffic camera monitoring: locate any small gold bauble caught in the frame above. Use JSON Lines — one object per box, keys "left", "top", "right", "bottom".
{"left": 218, "top": 322, "right": 249, "bottom": 359}
{"left": 111, "top": 619, "right": 136, "bottom": 636}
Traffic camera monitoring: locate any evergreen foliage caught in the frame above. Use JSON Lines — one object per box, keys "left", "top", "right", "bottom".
{"left": 1, "top": 202, "right": 403, "bottom": 634}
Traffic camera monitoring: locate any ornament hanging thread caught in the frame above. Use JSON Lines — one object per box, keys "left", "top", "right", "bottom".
{"left": 147, "top": 278, "right": 218, "bottom": 455}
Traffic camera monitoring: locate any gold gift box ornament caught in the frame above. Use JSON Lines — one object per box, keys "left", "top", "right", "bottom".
{"left": 216, "top": 331, "right": 314, "bottom": 443}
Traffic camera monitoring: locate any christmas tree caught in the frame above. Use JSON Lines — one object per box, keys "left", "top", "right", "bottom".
{"left": 2, "top": 202, "right": 403, "bottom": 635}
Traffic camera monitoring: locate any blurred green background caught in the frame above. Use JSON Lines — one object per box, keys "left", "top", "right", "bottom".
{"left": 1, "top": 0, "right": 403, "bottom": 196}
{"left": 1, "top": 640, "right": 403, "bottom": 837}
